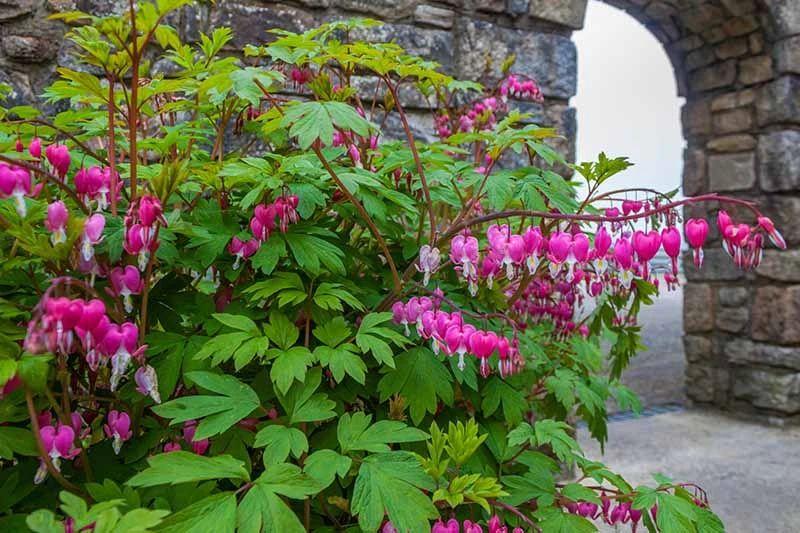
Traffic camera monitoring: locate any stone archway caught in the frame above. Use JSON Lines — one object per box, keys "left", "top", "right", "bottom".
{"left": 1, "top": 0, "right": 797, "bottom": 420}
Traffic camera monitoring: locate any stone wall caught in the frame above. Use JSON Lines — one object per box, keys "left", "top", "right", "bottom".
{"left": 2, "top": 0, "right": 800, "bottom": 421}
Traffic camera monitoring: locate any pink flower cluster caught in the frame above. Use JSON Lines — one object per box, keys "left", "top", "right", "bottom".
{"left": 103, "top": 410, "right": 133, "bottom": 454}
{"left": 228, "top": 237, "right": 260, "bottom": 270}
{"left": 383, "top": 515, "right": 523, "bottom": 533}
{"left": 163, "top": 419, "right": 210, "bottom": 455}
{"left": 74, "top": 166, "right": 115, "bottom": 211}
{"left": 23, "top": 296, "right": 159, "bottom": 401}
{"left": 124, "top": 195, "right": 165, "bottom": 270}
{"left": 392, "top": 296, "right": 521, "bottom": 377}
{"left": 499, "top": 74, "right": 544, "bottom": 102}
{"left": 45, "top": 144, "right": 71, "bottom": 179}
{"left": 34, "top": 420, "right": 80, "bottom": 484}
{"left": 0, "top": 162, "right": 34, "bottom": 216}
{"left": 108, "top": 265, "right": 144, "bottom": 313}
{"left": 565, "top": 496, "right": 656, "bottom": 531}
{"left": 249, "top": 195, "right": 299, "bottom": 241}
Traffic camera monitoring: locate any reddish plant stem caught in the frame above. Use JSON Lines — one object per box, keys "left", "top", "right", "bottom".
{"left": 128, "top": 0, "right": 139, "bottom": 203}
{"left": 440, "top": 194, "right": 761, "bottom": 242}
{"left": 108, "top": 75, "right": 119, "bottom": 216}
{"left": 383, "top": 77, "right": 436, "bottom": 243}
{"left": 25, "top": 387, "right": 88, "bottom": 497}
{"left": 488, "top": 499, "right": 539, "bottom": 531}
{"left": 311, "top": 144, "right": 402, "bottom": 293}
{"left": 138, "top": 225, "right": 160, "bottom": 344}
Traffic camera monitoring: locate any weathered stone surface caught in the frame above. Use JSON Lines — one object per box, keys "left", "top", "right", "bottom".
{"left": 689, "top": 60, "right": 736, "bottom": 92}
{"left": 721, "top": 0, "right": 757, "bottom": 16}
{"left": 759, "top": 196, "right": 800, "bottom": 246}
{"left": 708, "top": 152, "right": 755, "bottom": 191}
{"left": 719, "top": 286, "right": 749, "bottom": 307}
{"left": 351, "top": 76, "right": 434, "bottom": 109}
{"left": 776, "top": 36, "right": 800, "bottom": 74}
{"left": 686, "top": 47, "right": 716, "bottom": 71}
{"left": 413, "top": 4, "right": 454, "bottom": 29}
{"left": 766, "top": 0, "right": 800, "bottom": 39}
{"left": 674, "top": 35, "right": 704, "bottom": 53}
{"left": 682, "top": 98, "right": 711, "bottom": 136}
{"left": 752, "top": 286, "right": 800, "bottom": 344}
{"left": 680, "top": 4, "right": 724, "bottom": 33}
{"left": 528, "top": 0, "right": 588, "bottom": 29}
{"left": 335, "top": 0, "right": 417, "bottom": 19}
{"left": 1, "top": 34, "right": 58, "bottom": 63}
{"left": 684, "top": 335, "right": 713, "bottom": 364}
{"left": 738, "top": 55, "right": 773, "bottom": 85}
{"left": 0, "top": 69, "right": 33, "bottom": 108}
{"left": 749, "top": 32, "right": 764, "bottom": 54}
{"left": 682, "top": 147, "right": 706, "bottom": 195}
{"left": 507, "top": 0, "right": 530, "bottom": 17}
{"left": 684, "top": 283, "right": 713, "bottom": 333}
{"left": 758, "top": 250, "right": 800, "bottom": 282}
{"left": 684, "top": 249, "right": 745, "bottom": 281}
{"left": 707, "top": 134, "right": 756, "bottom": 152}
{"left": 722, "top": 15, "right": 760, "bottom": 36}
{"left": 710, "top": 88, "right": 754, "bottom": 111}
{"left": 716, "top": 305, "right": 750, "bottom": 333}
{"left": 733, "top": 368, "right": 800, "bottom": 413}
{"left": 714, "top": 37, "right": 748, "bottom": 60}
{"left": 212, "top": 3, "right": 316, "bottom": 48}
{"left": 383, "top": 110, "right": 436, "bottom": 144}
{"left": 758, "top": 130, "right": 800, "bottom": 192}
{"left": 454, "top": 19, "right": 577, "bottom": 98}
{"left": 713, "top": 108, "right": 752, "bottom": 134}
{"left": 686, "top": 364, "right": 715, "bottom": 402}
{"left": 0, "top": 0, "right": 35, "bottom": 21}
{"left": 727, "top": 339, "right": 800, "bottom": 370}
{"left": 353, "top": 23, "right": 454, "bottom": 73}
{"left": 756, "top": 76, "right": 800, "bottom": 126}
{"left": 701, "top": 26, "right": 727, "bottom": 45}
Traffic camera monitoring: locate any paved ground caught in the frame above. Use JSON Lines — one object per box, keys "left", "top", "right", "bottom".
{"left": 580, "top": 284, "right": 800, "bottom": 532}
{"left": 615, "top": 284, "right": 685, "bottom": 411}
{"left": 578, "top": 410, "right": 800, "bottom": 532}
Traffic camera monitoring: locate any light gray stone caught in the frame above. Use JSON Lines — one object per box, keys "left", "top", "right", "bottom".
{"left": 528, "top": 0, "right": 588, "bottom": 29}
{"left": 211, "top": 3, "right": 316, "bottom": 48}
{"left": 716, "top": 305, "right": 750, "bottom": 333}
{"left": 507, "top": 0, "right": 530, "bottom": 17}
{"left": 707, "top": 134, "right": 756, "bottom": 152}
{"left": 727, "top": 339, "right": 800, "bottom": 370}
{"left": 775, "top": 36, "right": 800, "bottom": 74}
{"left": 719, "top": 286, "right": 749, "bottom": 307}
{"left": 686, "top": 364, "right": 715, "bottom": 402}
{"left": 708, "top": 152, "right": 756, "bottom": 191}
{"left": 454, "top": 19, "right": 577, "bottom": 98}
{"left": 733, "top": 368, "right": 800, "bottom": 413}
{"left": 721, "top": 0, "right": 757, "bottom": 16}
{"left": 721, "top": 15, "right": 760, "bottom": 36}
{"left": 758, "top": 130, "right": 800, "bottom": 192}
{"left": 765, "top": 0, "right": 800, "bottom": 39}
{"left": 758, "top": 250, "right": 800, "bottom": 282}
{"left": 684, "top": 249, "right": 745, "bottom": 281}
{"left": 689, "top": 60, "right": 737, "bottom": 92}
{"left": 752, "top": 286, "right": 800, "bottom": 344}
{"left": 684, "top": 283, "right": 713, "bottom": 333}
{"left": 758, "top": 196, "right": 800, "bottom": 246}
{"left": 684, "top": 335, "right": 713, "bottom": 363}
{"left": 714, "top": 37, "right": 749, "bottom": 60}
{"left": 335, "top": 0, "right": 417, "bottom": 19}
{"left": 413, "top": 4, "right": 454, "bottom": 29}
{"left": 682, "top": 98, "right": 712, "bottom": 136}
{"left": 756, "top": 76, "right": 800, "bottom": 126}
{"left": 713, "top": 108, "right": 752, "bottom": 134}
{"left": 710, "top": 89, "right": 755, "bottom": 111}
{"left": 353, "top": 23, "right": 454, "bottom": 73}
{"left": 738, "top": 55, "right": 773, "bottom": 85}
{"left": 682, "top": 147, "right": 706, "bottom": 195}
{"left": 0, "top": 0, "right": 35, "bottom": 21}
{"left": 680, "top": 4, "right": 724, "bottom": 33}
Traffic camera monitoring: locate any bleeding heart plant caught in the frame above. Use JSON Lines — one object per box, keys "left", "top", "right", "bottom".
{"left": 0, "top": 4, "right": 780, "bottom": 533}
